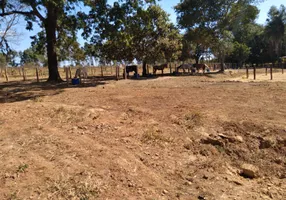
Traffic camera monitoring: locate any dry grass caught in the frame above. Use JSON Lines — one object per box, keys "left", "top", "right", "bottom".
{"left": 32, "top": 96, "right": 43, "bottom": 102}
{"left": 141, "top": 127, "right": 173, "bottom": 144}
{"left": 49, "top": 106, "right": 86, "bottom": 123}
{"left": 184, "top": 111, "right": 203, "bottom": 129}
{"left": 47, "top": 173, "right": 100, "bottom": 200}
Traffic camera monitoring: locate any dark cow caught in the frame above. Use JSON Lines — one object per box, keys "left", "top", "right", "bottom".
{"left": 193, "top": 63, "right": 209, "bottom": 73}
{"left": 153, "top": 63, "right": 168, "bottom": 74}
{"left": 123, "top": 65, "right": 138, "bottom": 77}
{"left": 177, "top": 64, "right": 195, "bottom": 73}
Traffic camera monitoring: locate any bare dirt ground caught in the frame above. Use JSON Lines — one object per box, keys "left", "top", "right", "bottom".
{"left": 0, "top": 70, "right": 286, "bottom": 200}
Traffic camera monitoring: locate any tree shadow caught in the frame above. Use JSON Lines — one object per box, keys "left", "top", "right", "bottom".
{"left": 0, "top": 79, "right": 107, "bottom": 104}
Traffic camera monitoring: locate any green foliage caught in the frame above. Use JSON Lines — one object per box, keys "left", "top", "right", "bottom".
{"left": 20, "top": 47, "right": 46, "bottom": 66}
{"left": 4, "top": 50, "right": 18, "bottom": 67}
{"left": 82, "top": 1, "right": 181, "bottom": 69}
{"left": 264, "top": 5, "right": 286, "bottom": 62}
{"left": 212, "top": 31, "right": 234, "bottom": 67}
{"left": 175, "top": 0, "right": 259, "bottom": 68}
{"left": 231, "top": 42, "right": 251, "bottom": 66}
{"left": 1, "top": 0, "right": 87, "bottom": 81}
{"left": 183, "top": 28, "right": 215, "bottom": 63}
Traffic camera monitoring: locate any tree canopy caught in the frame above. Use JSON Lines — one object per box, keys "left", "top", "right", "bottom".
{"left": 1, "top": 0, "right": 286, "bottom": 79}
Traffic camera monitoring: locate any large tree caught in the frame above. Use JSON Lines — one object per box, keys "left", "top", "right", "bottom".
{"left": 0, "top": 0, "right": 87, "bottom": 82}
{"left": 175, "top": 0, "right": 259, "bottom": 71}
{"left": 82, "top": 1, "right": 181, "bottom": 76}
{"left": 265, "top": 5, "right": 286, "bottom": 63}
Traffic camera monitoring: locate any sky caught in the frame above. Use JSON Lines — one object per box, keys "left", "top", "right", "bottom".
{"left": 5, "top": 0, "right": 286, "bottom": 52}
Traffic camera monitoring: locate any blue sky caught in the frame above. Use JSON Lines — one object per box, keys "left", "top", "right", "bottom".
{"left": 8, "top": 0, "right": 286, "bottom": 52}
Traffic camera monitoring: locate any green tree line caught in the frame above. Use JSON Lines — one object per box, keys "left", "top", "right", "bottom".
{"left": 1, "top": 0, "right": 286, "bottom": 81}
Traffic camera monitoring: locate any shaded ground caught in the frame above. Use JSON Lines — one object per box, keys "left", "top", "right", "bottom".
{"left": 0, "top": 71, "right": 285, "bottom": 200}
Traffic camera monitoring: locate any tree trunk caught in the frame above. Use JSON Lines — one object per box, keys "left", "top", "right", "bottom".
{"left": 220, "top": 61, "right": 224, "bottom": 72}
{"left": 142, "top": 60, "right": 147, "bottom": 76}
{"left": 45, "top": 4, "right": 62, "bottom": 82}
{"left": 195, "top": 57, "right": 199, "bottom": 65}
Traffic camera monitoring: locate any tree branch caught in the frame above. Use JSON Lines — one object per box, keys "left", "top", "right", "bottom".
{"left": 0, "top": 10, "right": 33, "bottom": 17}
{"left": 31, "top": 4, "right": 46, "bottom": 22}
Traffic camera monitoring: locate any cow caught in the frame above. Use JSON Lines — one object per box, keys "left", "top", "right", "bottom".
{"left": 193, "top": 63, "right": 209, "bottom": 73}
{"left": 123, "top": 65, "right": 138, "bottom": 78}
{"left": 153, "top": 63, "right": 168, "bottom": 74}
{"left": 176, "top": 64, "right": 195, "bottom": 73}
{"left": 74, "top": 68, "right": 88, "bottom": 79}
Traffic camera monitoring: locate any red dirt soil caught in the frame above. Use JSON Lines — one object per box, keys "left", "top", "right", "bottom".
{"left": 0, "top": 71, "right": 285, "bottom": 200}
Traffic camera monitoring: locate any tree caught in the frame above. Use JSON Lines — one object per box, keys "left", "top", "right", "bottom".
{"left": 231, "top": 42, "right": 250, "bottom": 67}
{"left": 82, "top": 1, "right": 180, "bottom": 76}
{"left": 0, "top": 12, "right": 20, "bottom": 54}
{"left": 212, "top": 30, "right": 234, "bottom": 69}
{"left": 265, "top": 5, "right": 286, "bottom": 63}
{"left": 159, "top": 24, "right": 182, "bottom": 64}
{"left": 175, "top": 0, "right": 258, "bottom": 71}
{"left": 0, "top": 0, "right": 87, "bottom": 82}
{"left": 183, "top": 28, "right": 215, "bottom": 64}
{"left": 19, "top": 46, "right": 47, "bottom": 66}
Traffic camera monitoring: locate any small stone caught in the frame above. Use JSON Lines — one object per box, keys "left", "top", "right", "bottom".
{"left": 162, "top": 189, "right": 168, "bottom": 194}
{"left": 260, "top": 137, "right": 276, "bottom": 149}
{"left": 240, "top": 163, "right": 259, "bottom": 178}
{"left": 235, "top": 136, "right": 243, "bottom": 143}
{"left": 203, "top": 174, "right": 209, "bottom": 179}
{"left": 198, "top": 195, "right": 207, "bottom": 200}
{"left": 184, "top": 181, "right": 192, "bottom": 186}
{"left": 128, "top": 182, "right": 134, "bottom": 187}
{"left": 201, "top": 137, "right": 223, "bottom": 146}
{"left": 186, "top": 177, "right": 194, "bottom": 182}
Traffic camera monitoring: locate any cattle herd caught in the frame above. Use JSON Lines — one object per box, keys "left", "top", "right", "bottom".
{"left": 73, "top": 63, "right": 211, "bottom": 80}
{"left": 125, "top": 63, "right": 210, "bottom": 77}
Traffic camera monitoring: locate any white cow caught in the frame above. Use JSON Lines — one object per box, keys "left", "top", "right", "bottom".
{"left": 74, "top": 68, "right": 88, "bottom": 79}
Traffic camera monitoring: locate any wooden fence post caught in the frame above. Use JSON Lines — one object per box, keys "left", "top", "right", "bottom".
{"left": 18, "top": 67, "right": 21, "bottom": 76}
{"left": 270, "top": 63, "right": 273, "bottom": 80}
{"left": 146, "top": 64, "right": 149, "bottom": 75}
{"left": 22, "top": 67, "right": 26, "bottom": 81}
{"left": 116, "top": 65, "right": 119, "bottom": 81}
{"left": 253, "top": 64, "right": 256, "bottom": 80}
{"left": 169, "top": 63, "right": 172, "bottom": 74}
{"left": 65, "top": 67, "right": 69, "bottom": 86}
{"left": 124, "top": 65, "right": 127, "bottom": 79}
{"left": 265, "top": 64, "right": 268, "bottom": 75}
{"left": 246, "top": 64, "right": 249, "bottom": 79}
{"left": 36, "top": 67, "right": 39, "bottom": 82}
{"left": 68, "top": 67, "right": 71, "bottom": 79}
{"left": 5, "top": 67, "right": 9, "bottom": 82}
{"left": 101, "top": 65, "right": 103, "bottom": 77}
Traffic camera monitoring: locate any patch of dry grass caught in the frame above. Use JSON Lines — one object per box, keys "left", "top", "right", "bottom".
{"left": 32, "top": 96, "right": 43, "bottom": 102}
{"left": 47, "top": 173, "right": 100, "bottom": 200}
{"left": 49, "top": 106, "right": 86, "bottom": 123}
{"left": 184, "top": 111, "right": 203, "bottom": 129}
{"left": 141, "top": 127, "right": 173, "bottom": 144}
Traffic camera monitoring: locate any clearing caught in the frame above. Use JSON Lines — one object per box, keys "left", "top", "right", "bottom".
{"left": 0, "top": 70, "right": 285, "bottom": 200}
